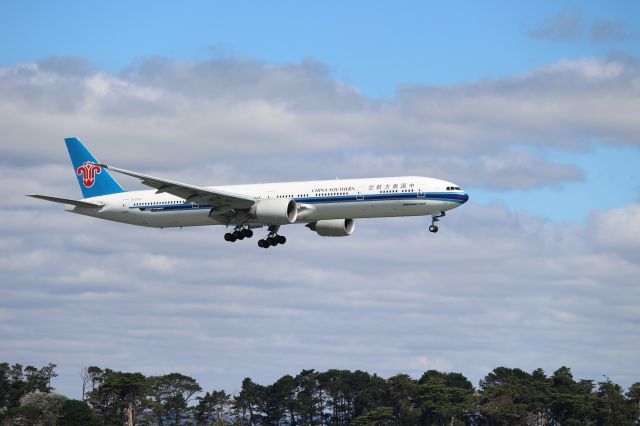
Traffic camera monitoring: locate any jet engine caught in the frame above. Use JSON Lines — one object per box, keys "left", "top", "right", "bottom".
{"left": 307, "top": 219, "right": 355, "bottom": 237}
{"left": 250, "top": 199, "right": 298, "bottom": 224}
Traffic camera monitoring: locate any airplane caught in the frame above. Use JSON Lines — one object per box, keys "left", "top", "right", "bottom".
{"left": 27, "top": 138, "right": 469, "bottom": 248}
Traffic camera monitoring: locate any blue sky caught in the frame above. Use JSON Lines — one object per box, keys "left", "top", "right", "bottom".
{"left": 1, "top": 0, "right": 639, "bottom": 399}
{"left": 475, "top": 144, "right": 640, "bottom": 222}
{"left": 2, "top": 1, "right": 638, "bottom": 93}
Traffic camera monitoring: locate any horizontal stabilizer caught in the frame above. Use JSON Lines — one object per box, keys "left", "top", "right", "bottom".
{"left": 26, "top": 194, "right": 102, "bottom": 208}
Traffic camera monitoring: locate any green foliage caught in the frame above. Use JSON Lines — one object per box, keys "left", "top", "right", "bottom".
{"left": 351, "top": 371, "right": 388, "bottom": 419}
{"left": 262, "top": 375, "right": 298, "bottom": 424}
{"left": 628, "top": 382, "right": 640, "bottom": 401}
{"left": 83, "top": 366, "right": 105, "bottom": 397}
{"left": 595, "top": 378, "right": 634, "bottom": 425}
{"left": 479, "top": 367, "right": 535, "bottom": 424}
{"left": 351, "top": 406, "right": 396, "bottom": 425}
{"left": 148, "top": 372, "right": 202, "bottom": 425}
{"left": 3, "top": 403, "right": 44, "bottom": 425}
{"left": 2, "top": 361, "right": 639, "bottom": 425}
{"left": 87, "top": 369, "right": 150, "bottom": 425}
{"left": 18, "top": 390, "right": 67, "bottom": 425}
{"left": 548, "top": 367, "right": 597, "bottom": 425}
{"left": 386, "top": 373, "right": 418, "bottom": 425}
{"left": 627, "top": 382, "right": 640, "bottom": 424}
{"left": 416, "top": 370, "right": 476, "bottom": 425}
{"left": 293, "top": 369, "right": 320, "bottom": 424}
{"left": 318, "top": 370, "right": 349, "bottom": 424}
{"left": 233, "top": 377, "right": 264, "bottom": 425}
{"left": 57, "top": 399, "right": 102, "bottom": 426}
{"left": 0, "top": 362, "right": 62, "bottom": 425}
{"left": 0, "top": 363, "right": 11, "bottom": 409}
{"left": 195, "top": 390, "right": 232, "bottom": 425}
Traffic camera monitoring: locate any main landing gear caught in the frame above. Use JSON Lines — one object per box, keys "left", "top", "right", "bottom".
{"left": 258, "top": 225, "right": 286, "bottom": 249}
{"left": 224, "top": 225, "right": 287, "bottom": 248}
{"left": 429, "top": 212, "right": 445, "bottom": 233}
{"left": 224, "top": 226, "right": 254, "bottom": 242}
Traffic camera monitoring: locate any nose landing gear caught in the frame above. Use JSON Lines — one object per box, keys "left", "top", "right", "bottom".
{"left": 224, "top": 226, "right": 254, "bottom": 242}
{"left": 258, "top": 225, "right": 286, "bottom": 248}
{"left": 429, "top": 212, "right": 445, "bottom": 233}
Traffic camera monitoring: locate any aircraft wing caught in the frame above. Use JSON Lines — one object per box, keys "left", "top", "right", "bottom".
{"left": 96, "top": 164, "right": 256, "bottom": 209}
{"left": 26, "top": 195, "right": 103, "bottom": 208}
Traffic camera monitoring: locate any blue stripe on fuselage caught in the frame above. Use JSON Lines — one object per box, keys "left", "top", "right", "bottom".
{"left": 297, "top": 192, "right": 468, "bottom": 205}
{"left": 131, "top": 203, "right": 213, "bottom": 212}
{"left": 128, "top": 192, "right": 467, "bottom": 212}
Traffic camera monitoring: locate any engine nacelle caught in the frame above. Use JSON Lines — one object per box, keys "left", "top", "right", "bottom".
{"left": 307, "top": 219, "right": 355, "bottom": 237}
{"left": 250, "top": 199, "right": 298, "bottom": 224}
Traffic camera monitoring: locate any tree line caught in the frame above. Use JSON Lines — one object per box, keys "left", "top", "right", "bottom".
{"left": 1, "top": 362, "right": 639, "bottom": 425}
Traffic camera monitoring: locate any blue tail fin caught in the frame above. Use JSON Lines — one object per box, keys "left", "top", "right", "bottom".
{"left": 64, "top": 137, "right": 125, "bottom": 198}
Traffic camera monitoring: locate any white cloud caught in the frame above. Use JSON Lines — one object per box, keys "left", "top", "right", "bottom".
{"left": 589, "top": 204, "right": 640, "bottom": 261}
{"left": 1, "top": 55, "right": 639, "bottom": 190}
{"left": 545, "top": 58, "right": 626, "bottom": 79}
{"left": 1, "top": 201, "right": 639, "bottom": 397}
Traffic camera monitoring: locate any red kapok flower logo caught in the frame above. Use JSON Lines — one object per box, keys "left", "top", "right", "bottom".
{"left": 76, "top": 162, "right": 102, "bottom": 188}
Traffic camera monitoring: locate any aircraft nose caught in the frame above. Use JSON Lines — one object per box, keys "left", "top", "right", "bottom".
{"left": 462, "top": 192, "right": 469, "bottom": 203}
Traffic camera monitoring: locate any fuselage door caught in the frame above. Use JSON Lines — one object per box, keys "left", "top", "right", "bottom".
{"left": 356, "top": 186, "right": 367, "bottom": 200}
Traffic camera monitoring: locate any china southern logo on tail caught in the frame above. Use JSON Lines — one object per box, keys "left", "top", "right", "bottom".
{"left": 76, "top": 162, "right": 102, "bottom": 188}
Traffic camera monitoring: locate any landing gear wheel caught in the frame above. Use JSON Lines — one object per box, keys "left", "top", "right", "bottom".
{"left": 259, "top": 225, "right": 287, "bottom": 248}
{"left": 233, "top": 230, "right": 244, "bottom": 240}
{"left": 428, "top": 211, "right": 444, "bottom": 234}
{"left": 224, "top": 233, "right": 233, "bottom": 242}
{"left": 242, "top": 228, "right": 253, "bottom": 238}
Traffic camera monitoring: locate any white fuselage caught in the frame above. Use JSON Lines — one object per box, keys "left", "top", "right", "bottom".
{"left": 66, "top": 176, "right": 468, "bottom": 228}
